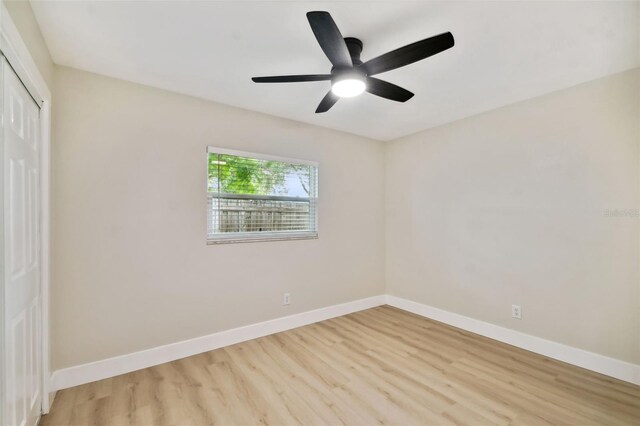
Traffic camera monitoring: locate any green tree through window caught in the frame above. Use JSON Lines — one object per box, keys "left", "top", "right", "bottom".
{"left": 208, "top": 153, "right": 310, "bottom": 197}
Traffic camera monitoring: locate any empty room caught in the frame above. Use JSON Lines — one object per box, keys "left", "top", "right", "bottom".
{"left": 1, "top": 0, "right": 639, "bottom": 425}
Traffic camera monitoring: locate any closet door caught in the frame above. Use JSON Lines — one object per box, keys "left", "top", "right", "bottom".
{"left": 2, "top": 57, "right": 42, "bottom": 426}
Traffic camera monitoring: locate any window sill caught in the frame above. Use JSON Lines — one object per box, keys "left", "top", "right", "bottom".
{"left": 207, "top": 232, "right": 318, "bottom": 245}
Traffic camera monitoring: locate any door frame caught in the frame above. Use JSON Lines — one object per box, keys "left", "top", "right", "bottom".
{"left": 0, "top": 1, "right": 52, "bottom": 414}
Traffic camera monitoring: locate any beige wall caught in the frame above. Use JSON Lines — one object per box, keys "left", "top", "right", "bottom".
{"left": 52, "top": 66, "right": 386, "bottom": 370}
{"left": 4, "top": 0, "right": 54, "bottom": 87}
{"left": 386, "top": 68, "right": 640, "bottom": 364}
{"left": 7, "top": 1, "right": 639, "bottom": 372}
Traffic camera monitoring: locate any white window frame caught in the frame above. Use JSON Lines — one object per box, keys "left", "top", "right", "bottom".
{"left": 206, "top": 146, "right": 319, "bottom": 244}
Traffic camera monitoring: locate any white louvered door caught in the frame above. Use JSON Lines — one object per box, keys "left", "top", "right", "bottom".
{"left": 2, "top": 57, "right": 42, "bottom": 426}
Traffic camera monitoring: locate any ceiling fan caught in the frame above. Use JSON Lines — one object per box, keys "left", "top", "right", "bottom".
{"left": 252, "top": 11, "right": 454, "bottom": 113}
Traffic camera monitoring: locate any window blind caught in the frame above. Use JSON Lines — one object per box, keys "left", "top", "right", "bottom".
{"left": 207, "top": 147, "right": 318, "bottom": 243}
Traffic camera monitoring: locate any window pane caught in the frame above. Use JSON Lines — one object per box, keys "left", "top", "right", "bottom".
{"left": 208, "top": 154, "right": 311, "bottom": 197}
{"left": 207, "top": 150, "right": 318, "bottom": 242}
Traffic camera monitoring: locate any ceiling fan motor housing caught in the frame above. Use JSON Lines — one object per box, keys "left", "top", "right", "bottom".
{"left": 331, "top": 37, "right": 365, "bottom": 82}
{"left": 344, "top": 37, "right": 363, "bottom": 66}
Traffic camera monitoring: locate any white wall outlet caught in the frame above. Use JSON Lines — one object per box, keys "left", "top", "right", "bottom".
{"left": 283, "top": 293, "right": 291, "bottom": 305}
{"left": 512, "top": 304, "right": 522, "bottom": 319}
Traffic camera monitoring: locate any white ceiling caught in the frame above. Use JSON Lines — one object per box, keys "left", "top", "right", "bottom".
{"left": 31, "top": 1, "right": 640, "bottom": 141}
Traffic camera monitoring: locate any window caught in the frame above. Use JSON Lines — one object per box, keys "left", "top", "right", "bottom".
{"left": 207, "top": 147, "right": 318, "bottom": 244}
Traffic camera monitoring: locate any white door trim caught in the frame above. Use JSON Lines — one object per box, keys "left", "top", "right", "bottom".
{"left": 0, "top": 1, "right": 52, "bottom": 413}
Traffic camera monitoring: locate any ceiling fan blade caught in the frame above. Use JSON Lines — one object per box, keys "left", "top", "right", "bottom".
{"left": 366, "top": 77, "right": 414, "bottom": 102}
{"left": 315, "top": 90, "right": 339, "bottom": 113}
{"left": 252, "top": 74, "right": 332, "bottom": 83}
{"left": 363, "top": 32, "right": 454, "bottom": 76}
{"left": 306, "top": 11, "right": 352, "bottom": 68}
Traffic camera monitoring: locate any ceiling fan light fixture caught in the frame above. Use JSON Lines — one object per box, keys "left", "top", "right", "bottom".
{"left": 331, "top": 72, "right": 366, "bottom": 98}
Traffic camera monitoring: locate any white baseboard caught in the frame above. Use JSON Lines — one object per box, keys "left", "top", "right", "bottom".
{"left": 50, "top": 295, "right": 386, "bottom": 391}
{"left": 50, "top": 294, "right": 640, "bottom": 391}
{"left": 386, "top": 295, "right": 640, "bottom": 386}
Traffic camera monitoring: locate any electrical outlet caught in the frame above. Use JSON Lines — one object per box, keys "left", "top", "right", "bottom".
{"left": 511, "top": 304, "right": 522, "bottom": 319}
{"left": 283, "top": 293, "right": 291, "bottom": 305}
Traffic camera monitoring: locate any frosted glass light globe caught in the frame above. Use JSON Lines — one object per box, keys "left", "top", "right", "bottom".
{"left": 331, "top": 78, "right": 366, "bottom": 97}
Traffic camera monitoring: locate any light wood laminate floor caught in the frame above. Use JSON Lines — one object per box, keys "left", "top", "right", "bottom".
{"left": 41, "top": 306, "right": 640, "bottom": 425}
